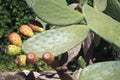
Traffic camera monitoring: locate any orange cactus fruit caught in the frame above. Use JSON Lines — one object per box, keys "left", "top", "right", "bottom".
{"left": 26, "top": 52, "right": 39, "bottom": 64}
{"left": 42, "top": 52, "right": 55, "bottom": 64}
{"left": 8, "top": 32, "right": 22, "bottom": 47}
{"left": 29, "top": 23, "right": 44, "bottom": 32}
{"left": 19, "top": 25, "right": 34, "bottom": 37}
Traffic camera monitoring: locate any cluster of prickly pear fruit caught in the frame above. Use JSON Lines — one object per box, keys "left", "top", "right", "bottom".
{"left": 6, "top": 20, "right": 44, "bottom": 55}
{"left": 4, "top": 20, "right": 56, "bottom": 67}
{"left": 5, "top": 20, "right": 44, "bottom": 67}
{"left": 15, "top": 52, "right": 39, "bottom": 67}
{"left": 15, "top": 51, "right": 55, "bottom": 67}
{"left": 7, "top": 32, "right": 22, "bottom": 56}
{"left": 19, "top": 20, "right": 44, "bottom": 37}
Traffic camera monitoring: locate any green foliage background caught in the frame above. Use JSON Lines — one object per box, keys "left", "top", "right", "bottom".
{"left": 0, "top": 0, "right": 35, "bottom": 53}
{"left": 0, "top": 0, "right": 35, "bottom": 37}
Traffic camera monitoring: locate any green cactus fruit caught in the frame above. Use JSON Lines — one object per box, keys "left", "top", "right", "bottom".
{"left": 6, "top": 45, "right": 21, "bottom": 56}
{"left": 8, "top": 32, "right": 22, "bottom": 47}
{"left": 19, "top": 25, "right": 34, "bottom": 37}
{"left": 15, "top": 55, "right": 26, "bottom": 67}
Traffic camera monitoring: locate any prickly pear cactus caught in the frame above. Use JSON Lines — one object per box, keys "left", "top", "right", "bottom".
{"left": 26, "top": 0, "right": 84, "bottom": 26}
{"left": 22, "top": 25, "right": 89, "bottom": 57}
{"left": 79, "top": 61, "right": 120, "bottom": 80}
{"left": 83, "top": 4, "right": 120, "bottom": 48}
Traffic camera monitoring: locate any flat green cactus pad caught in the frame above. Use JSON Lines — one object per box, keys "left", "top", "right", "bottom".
{"left": 22, "top": 25, "right": 89, "bottom": 57}
{"left": 26, "top": 0, "right": 84, "bottom": 26}
{"left": 83, "top": 4, "right": 120, "bottom": 48}
{"left": 80, "top": 61, "right": 120, "bottom": 80}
